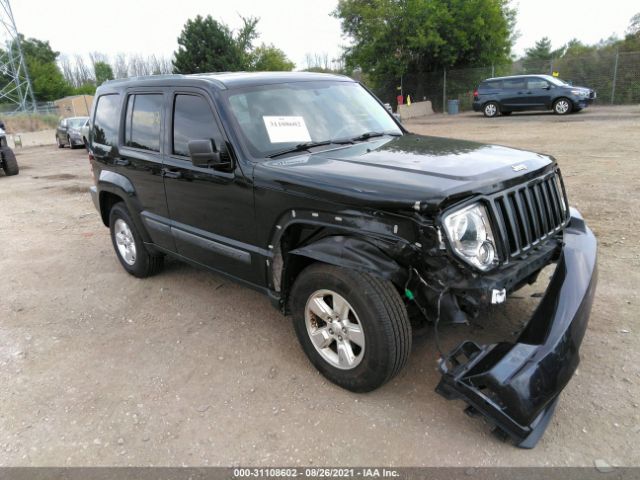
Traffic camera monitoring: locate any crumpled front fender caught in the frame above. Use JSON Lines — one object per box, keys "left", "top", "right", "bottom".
{"left": 436, "top": 208, "right": 597, "bottom": 448}
{"left": 289, "top": 235, "right": 408, "bottom": 287}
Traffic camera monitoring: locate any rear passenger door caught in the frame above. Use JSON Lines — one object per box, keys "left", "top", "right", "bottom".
{"left": 161, "top": 89, "right": 259, "bottom": 284}
{"left": 116, "top": 90, "right": 175, "bottom": 250}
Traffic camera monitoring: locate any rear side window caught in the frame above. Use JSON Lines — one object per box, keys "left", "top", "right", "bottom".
{"left": 125, "top": 94, "right": 163, "bottom": 152}
{"left": 503, "top": 78, "right": 526, "bottom": 89}
{"left": 92, "top": 94, "right": 120, "bottom": 146}
{"left": 482, "top": 80, "right": 502, "bottom": 89}
{"left": 172, "top": 94, "right": 220, "bottom": 157}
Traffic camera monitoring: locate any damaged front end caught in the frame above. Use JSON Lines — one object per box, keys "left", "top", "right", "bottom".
{"left": 428, "top": 208, "right": 597, "bottom": 448}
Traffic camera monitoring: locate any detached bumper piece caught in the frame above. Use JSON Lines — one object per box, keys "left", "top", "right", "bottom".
{"left": 436, "top": 209, "right": 597, "bottom": 448}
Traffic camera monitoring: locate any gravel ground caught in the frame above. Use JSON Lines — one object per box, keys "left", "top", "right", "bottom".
{"left": 0, "top": 105, "right": 638, "bottom": 467}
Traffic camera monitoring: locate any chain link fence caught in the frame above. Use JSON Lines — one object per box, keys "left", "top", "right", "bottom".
{"left": 372, "top": 50, "right": 640, "bottom": 113}
{"left": 0, "top": 101, "right": 58, "bottom": 116}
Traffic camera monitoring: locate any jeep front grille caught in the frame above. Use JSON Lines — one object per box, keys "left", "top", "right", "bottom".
{"left": 489, "top": 170, "right": 569, "bottom": 261}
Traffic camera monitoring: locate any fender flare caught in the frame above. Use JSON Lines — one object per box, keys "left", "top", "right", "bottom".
{"left": 288, "top": 235, "right": 408, "bottom": 287}
{"left": 96, "top": 170, "right": 152, "bottom": 243}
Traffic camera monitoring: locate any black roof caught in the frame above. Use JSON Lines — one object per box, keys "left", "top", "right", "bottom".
{"left": 101, "top": 71, "right": 353, "bottom": 91}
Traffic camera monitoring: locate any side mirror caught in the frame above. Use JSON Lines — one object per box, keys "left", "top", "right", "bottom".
{"left": 188, "top": 139, "right": 231, "bottom": 170}
{"left": 544, "top": 85, "right": 551, "bottom": 90}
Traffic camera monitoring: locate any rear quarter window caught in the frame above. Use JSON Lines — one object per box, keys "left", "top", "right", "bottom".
{"left": 92, "top": 94, "right": 120, "bottom": 147}
{"left": 481, "top": 80, "right": 502, "bottom": 89}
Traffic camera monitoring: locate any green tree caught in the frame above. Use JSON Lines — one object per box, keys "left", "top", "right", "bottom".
{"left": 73, "top": 83, "right": 97, "bottom": 95}
{"left": 333, "top": 0, "right": 515, "bottom": 83}
{"left": 94, "top": 61, "right": 114, "bottom": 85}
{"left": 522, "top": 37, "right": 565, "bottom": 72}
{"left": 251, "top": 44, "right": 295, "bottom": 71}
{"left": 235, "top": 16, "right": 260, "bottom": 69}
{"left": 172, "top": 15, "right": 259, "bottom": 73}
{"left": 11, "top": 35, "right": 71, "bottom": 101}
{"left": 19, "top": 35, "right": 58, "bottom": 64}
{"left": 28, "top": 60, "right": 71, "bottom": 101}
{"left": 628, "top": 12, "right": 640, "bottom": 36}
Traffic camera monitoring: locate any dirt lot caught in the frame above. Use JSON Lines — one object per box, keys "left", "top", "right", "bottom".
{"left": 1, "top": 106, "right": 639, "bottom": 467}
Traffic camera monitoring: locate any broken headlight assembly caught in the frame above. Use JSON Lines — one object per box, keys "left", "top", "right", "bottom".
{"left": 443, "top": 203, "right": 498, "bottom": 271}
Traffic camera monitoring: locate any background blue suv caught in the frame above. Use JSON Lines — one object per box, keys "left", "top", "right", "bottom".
{"left": 473, "top": 74, "right": 596, "bottom": 117}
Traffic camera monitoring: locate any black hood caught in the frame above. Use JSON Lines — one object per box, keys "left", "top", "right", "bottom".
{"left": 254, "top": 134, "right": 556, "bottom": 213}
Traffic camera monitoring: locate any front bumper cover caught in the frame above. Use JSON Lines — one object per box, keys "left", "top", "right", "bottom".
{"left": 436, "top": 208, "right": 597, "bottom": 448}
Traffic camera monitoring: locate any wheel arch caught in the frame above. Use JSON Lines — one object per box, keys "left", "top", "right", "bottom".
{"left": 482, "top": 100, "right": 500, "bottom": 116}
{"left": 553, "top": 96, "right": 573, "bottom": 113}
{"left": 271, "top": 218, "right": 409, "bottom": 313}
{"left": 96, "top": 171, "right": 153, "bottom": 244}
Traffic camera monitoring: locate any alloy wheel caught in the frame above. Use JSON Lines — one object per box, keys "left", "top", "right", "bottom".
{"left": 484, "top": 103, "right": 497, "bottom": 117}
{"left": 304, "top": 289, "right": 365, "bottom": 370}
{"left": 555, "top": 100, "right": 570, "bottom": 114}
{"left": 114, "top": 218, "right": 137, "bottom": 266}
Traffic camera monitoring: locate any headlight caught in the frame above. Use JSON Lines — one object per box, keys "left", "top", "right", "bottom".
{"left": 443, "top": 203, "right": 498, "bottom": 271}
{"left": 571, "top": 89, "right": 586, "bottom": 97}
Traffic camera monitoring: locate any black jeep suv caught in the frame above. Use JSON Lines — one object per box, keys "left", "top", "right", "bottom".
{"left": 88, "top": 72, "right": 597, "bottom": 447}
{"left": 473, "top": 74, "right": 596, "bottom": 117}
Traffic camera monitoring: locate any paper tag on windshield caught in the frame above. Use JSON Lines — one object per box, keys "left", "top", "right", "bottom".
{"left": 263, "top": 116, "right": 311, "bottom": 143}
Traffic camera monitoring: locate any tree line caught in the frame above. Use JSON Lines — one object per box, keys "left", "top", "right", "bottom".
{"left": 1, "top": 15, "right": 297, "bottom": 104}
{"left": 3, "top": 4, "right": 638, "bottom": 105}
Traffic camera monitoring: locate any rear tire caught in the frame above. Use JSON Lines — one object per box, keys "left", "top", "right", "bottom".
{"left": 483, "top": 102, "right": 499, "bottom": 117}
{"left": 108, "top": 202, "right": 163, "bottom": 278}
{"left": 57, "top": 136, "right": 64, "bottom": 148}
{"left": 553, "top": 98, "right": 572, "bottom": 115}
{"left": 290, "top": 264, "right": 411, "bottom": 393}
{"left": 1, "top": 149, "right": 19, "bottom": 176}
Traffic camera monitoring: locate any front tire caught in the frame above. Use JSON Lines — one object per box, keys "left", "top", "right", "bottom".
{"left": 483, "top": 102, "right": 499, "bottom": 117}
{"left": 57, "top": 136, "right": 64, "bottom": 148}
{"left": 553, "top": 98, "right": 572, "bottom": 115}
{"left": 109, "top": 203, "right": 163, "bottom": 278}
{"left": 1, "top": 149, "right": 19, "bottom": 176}
{"left": 290, "top": 264, "right": 411, "bottom": 393}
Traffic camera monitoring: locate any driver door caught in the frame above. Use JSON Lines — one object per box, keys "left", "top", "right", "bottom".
{"left": 526, "top": 77, "right": 553, "bottom": 108}
{"left": 161, "top": 89, "right": 259, "bottom": 284}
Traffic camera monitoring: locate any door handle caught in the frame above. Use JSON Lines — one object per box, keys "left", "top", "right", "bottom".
{"left": 113, "top": 158, "right": 130, "bottom": 166}
{"left": 162, "top": 168, "right": 182, "bottom": 179}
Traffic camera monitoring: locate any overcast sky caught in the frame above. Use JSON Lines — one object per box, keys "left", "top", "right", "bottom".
{"left": 8, "top": 0, "right": 640, "bottom": 69}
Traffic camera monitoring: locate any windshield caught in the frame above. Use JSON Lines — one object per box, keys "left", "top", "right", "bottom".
{"left": 223, "top": 81, "right": 402, "bottom": 158}
{"left": 544, "top": 76, "right": 569, "bottom": 86}
{"left": 68, "top": 117, "right": 88, "bottom": 128}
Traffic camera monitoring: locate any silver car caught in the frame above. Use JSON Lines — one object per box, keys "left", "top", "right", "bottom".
{"left": 56, "top": 116, "right": 89, "bottom": 149}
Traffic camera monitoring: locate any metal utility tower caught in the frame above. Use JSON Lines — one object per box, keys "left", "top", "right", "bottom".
{"left": 0, "top": 0, "right": 36, "bottom": 112}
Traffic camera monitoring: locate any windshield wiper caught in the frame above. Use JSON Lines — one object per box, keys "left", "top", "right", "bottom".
{"left": 267, "top": 138, "right": 357, "bottom": 159}
{"left": 267, "top": 141, "right": 332, "bottom": 158}
{"left": 266, "top": 131, "right": 401, "bottom": 159}
{"left": 334, "top": 131, "right": 402, "bottom": 144}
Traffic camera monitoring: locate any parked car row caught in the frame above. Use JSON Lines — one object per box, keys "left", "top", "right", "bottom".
{"left": 56, "top": 116, "right": 90, "bottom": 149}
